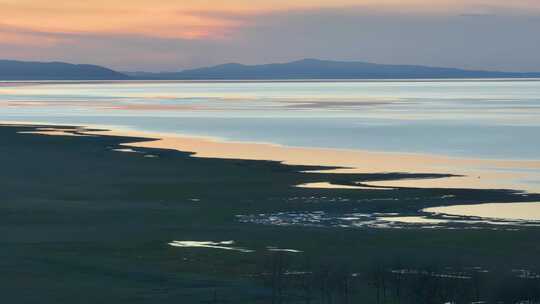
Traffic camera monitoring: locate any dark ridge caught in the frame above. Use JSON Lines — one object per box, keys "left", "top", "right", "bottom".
{"left": 0, "top": 60, "right": 129, "bottom": 80}
{"left": 132, "top": 58, "right": 540, "bottom": 80}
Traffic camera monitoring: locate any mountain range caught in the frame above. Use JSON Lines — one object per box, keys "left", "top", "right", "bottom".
{"left": 2, "top": 59, "right": 540, "bottom": 80}
{"left": 0, "top": 60, "right": 128, "bottom": 80}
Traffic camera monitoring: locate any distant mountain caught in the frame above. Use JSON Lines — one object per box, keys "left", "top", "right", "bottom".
{"left": 135, "top": 59, "right": 540, "bottom": 80}
{"left": 4, "top": 59, "right": 540, "bottom": 81}
{"left": 0, "top": 60, "right": 129, "bottom": 80}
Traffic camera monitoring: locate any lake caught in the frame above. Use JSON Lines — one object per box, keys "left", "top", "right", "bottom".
{"left": 1, "top": 80, "right": 539, "bottom": 195}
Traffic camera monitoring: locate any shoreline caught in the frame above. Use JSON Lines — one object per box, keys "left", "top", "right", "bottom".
{"left": 3, "top": 120, "right": 540, "bottom": 193}
{"left": 2, "top": 78, "right": 540, "bottom": 85}
{"left": 3, "top": 121, "right": 540, "bottom": 303}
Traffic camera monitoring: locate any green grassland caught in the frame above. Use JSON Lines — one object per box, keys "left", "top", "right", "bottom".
{"left": 2, "top": 125, "right": 540, "bottom": 303}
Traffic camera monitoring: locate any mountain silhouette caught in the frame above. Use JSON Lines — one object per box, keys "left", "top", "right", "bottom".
{"left": 132, "top": 58, "right": 540, "bottom": 80}
{"left": 0, "top": 60, "right": 129, "bottom": 80}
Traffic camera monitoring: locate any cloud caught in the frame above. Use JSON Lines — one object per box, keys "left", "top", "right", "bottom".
{"left": 459, "top": 13, "right": 497, "bottom": 17}
{"left": 1, "top": 3, "right": 539, "bottom": 72}
{"left": 2, "top": 1, "right": 540, "bottom": 41}
{"left": 209, "top": 8, "right": 540, "bottom": 72}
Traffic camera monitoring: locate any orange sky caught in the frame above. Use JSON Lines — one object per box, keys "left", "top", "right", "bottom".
{"left": 2, "top": 0, "right": 540, "bottom": 39}
{"left": 1, "top": 0, "right": 540, "bottom": 72}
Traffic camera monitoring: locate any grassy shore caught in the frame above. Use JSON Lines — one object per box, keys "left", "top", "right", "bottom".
{"left": 2, "top": 124, "right": 540, "bottom": 303}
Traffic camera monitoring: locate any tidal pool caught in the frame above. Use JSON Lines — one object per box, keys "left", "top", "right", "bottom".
{"left": 168, "top": 240, "right": 254, "bottom": 253}
{"left": 296, "top": 182, "right": 393, "bottom": 190}
{"left": 238, "top": 208, "right": 540, "bottom": 230}
{"left": 378, "top": 216, "right": 449, "bottom": 225}
{"left": 423, "top": 202, "right": 540, "bottom": 222}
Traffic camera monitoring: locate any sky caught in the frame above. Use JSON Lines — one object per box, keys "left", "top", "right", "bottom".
{"left": 1, "top": 0, "right": 540, "bottom": 72}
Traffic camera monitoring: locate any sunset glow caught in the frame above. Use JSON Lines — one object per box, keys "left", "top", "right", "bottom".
{"left": 2, "top": 0, "right": 540, "bottom": 40}
{"left": 1, "top": 0, "right": 540, "bottom": 71}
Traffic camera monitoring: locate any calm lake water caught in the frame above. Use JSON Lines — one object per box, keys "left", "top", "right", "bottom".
{"left": 1, "top": 80, "right": 540, "bottom": 194}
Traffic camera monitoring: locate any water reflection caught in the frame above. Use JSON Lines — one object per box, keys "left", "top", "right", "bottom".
{"left": 85, "top": 128, "right": 540, "bottom": 193}
{"left": 168, "top": 240, "right": 254, "bottom": 253}
{"left": 1, "top": 80, "right": 540, "bottom": 194}
{"left": 424, "top": 202, "right": 540, "bottom": 221}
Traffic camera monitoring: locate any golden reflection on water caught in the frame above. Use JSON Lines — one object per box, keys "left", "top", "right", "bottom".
{"left": 424, "top": 202, "right": 540, "bottom": 221}
{"left": 297, "top": 182, "right": 394, "bottom": 190}
{"left": 378, "top": 216, "right": 449, "bottom": 225}
{"left": 83, "top": 128, "right": 540, "bottom": 193}
{"left": 3, "top": 122, "right": 539, "bottom": 194}
{"left": 18, "top": 127, "right": 89, "bottom": 137}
